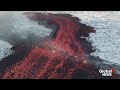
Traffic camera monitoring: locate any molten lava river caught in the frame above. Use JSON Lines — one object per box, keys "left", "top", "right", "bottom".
{"left": 0, "top": 12, "right": 120, "bottom": 79}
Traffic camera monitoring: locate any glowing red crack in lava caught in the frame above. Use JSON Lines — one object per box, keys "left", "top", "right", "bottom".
{"left": 1, "top": 13, "right": 120, "bottom": 79}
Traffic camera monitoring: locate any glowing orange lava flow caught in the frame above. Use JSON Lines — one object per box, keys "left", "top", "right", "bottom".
{"left": 1, "top": 13, "right": 120, "bottom": 79}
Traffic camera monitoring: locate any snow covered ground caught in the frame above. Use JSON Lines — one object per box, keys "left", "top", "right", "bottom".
{"left": 0, "top": 11, "right": 120, "bottom": 65}
{"left": 0, "top": 40, "right": 13, "bottom": 61}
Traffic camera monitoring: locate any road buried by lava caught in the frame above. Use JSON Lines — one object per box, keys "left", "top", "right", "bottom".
{"left": 0, "top": 12, "right": 120, "bottom": 79}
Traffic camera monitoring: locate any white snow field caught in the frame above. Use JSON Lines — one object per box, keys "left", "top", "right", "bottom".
{"left": 0, "top": 40, "right": 13, "bottom": 61}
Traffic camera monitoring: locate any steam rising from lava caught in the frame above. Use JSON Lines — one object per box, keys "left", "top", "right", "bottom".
{"left": 0, "top": 12, "right": 54, "bottom": 46}
{"left": 0, "top": 12, "right": 120, "bottom": 79}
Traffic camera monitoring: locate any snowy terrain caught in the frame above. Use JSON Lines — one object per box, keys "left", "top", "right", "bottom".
{"left": 0, "top": 40, "right": 13, "bottom": 61}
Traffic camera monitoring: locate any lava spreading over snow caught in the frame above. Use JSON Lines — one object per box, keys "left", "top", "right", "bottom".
{"left": 0, "top": 12, "right": 120, "bottom": 79}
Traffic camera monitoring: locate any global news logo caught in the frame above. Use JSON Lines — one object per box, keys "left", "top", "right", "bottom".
{"left": 99, "top": 68, "right": 115, "bottom": 76}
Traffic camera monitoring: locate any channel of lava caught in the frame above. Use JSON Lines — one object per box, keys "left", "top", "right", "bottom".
{"left": 0, "top": 12, "right": 120, "bottom": 79}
